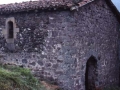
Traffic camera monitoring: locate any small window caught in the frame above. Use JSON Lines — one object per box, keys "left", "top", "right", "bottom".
{"left": 2, "top": 17, "right": 19, "bottom": 44}
{"left": 8, "top": 21, "right": 14, "bottom": 38}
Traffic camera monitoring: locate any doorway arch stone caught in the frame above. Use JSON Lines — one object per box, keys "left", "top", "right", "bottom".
{"left": 85, "top": 56, "right": 98, "bottom": 90}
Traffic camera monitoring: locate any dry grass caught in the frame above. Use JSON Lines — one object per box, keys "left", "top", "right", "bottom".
{"left": 41, "top": 81, "right": 60, "bottom": 90}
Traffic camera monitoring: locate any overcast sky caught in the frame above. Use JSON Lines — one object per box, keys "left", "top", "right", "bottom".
{"left": 111, "top": 0, "right": 120, "bottom": 12}
{"left": 0, "top": 0, "right": 37, "bottom": 4}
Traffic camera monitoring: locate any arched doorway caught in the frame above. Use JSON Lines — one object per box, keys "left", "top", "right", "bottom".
{"left": 85, "top": 56, "right": 97, "bottom": 90}
{"left": 8, "top": 21, "right": 14, "bottom": 39}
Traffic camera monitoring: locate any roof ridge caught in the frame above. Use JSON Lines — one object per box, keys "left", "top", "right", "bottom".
{"left": 0, "top": 0, "right": 94, "bottom": 14}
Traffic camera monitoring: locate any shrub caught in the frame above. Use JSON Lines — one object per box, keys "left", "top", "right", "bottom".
{"left": 0, "top": 65, "right": 46, "bottom": 90}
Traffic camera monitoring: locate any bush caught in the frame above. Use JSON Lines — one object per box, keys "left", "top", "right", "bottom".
{"left": 0, "top": 65, "right": 46, "bottom": 90}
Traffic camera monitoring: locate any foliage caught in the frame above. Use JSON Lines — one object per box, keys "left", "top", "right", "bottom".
{"left": 0, "top": 65, "right": 46, "bottom": 90}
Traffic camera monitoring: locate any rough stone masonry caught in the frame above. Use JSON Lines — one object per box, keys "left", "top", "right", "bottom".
{"left": 0, "top": 0, "right": 119, "bottom": 90}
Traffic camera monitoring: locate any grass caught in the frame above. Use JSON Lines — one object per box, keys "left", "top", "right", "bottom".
{"left": 0, "top": 65, "right": 46, "bottom": 90}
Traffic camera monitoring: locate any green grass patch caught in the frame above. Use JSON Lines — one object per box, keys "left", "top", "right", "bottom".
{"left": 0, "top": 65, "right": 46, "bottom": 90}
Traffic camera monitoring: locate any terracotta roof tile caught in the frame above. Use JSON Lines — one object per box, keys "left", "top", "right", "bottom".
{"left": 0, "top": 0, "right": 94, "bottom": 14}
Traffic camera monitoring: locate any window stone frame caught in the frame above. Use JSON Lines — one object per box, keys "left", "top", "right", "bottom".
{"left": 2, "top": 17, "right": 19, "bottom": 43}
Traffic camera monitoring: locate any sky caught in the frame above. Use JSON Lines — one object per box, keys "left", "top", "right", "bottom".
{"left": 111, "top": 0, "right": 120, "bottom": 12}
{"left": 0, "top": 0, "right": 37, "bottom": 4}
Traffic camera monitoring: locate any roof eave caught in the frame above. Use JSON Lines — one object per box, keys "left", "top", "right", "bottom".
{"left": 0, "top": 0, "right": 95, "bottom": 14}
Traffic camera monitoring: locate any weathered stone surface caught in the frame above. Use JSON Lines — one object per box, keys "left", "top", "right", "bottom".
{"left": 22, "top": 59, "right": 27, "bottom": 64}
{"left": 45, "top": 63, "right": 52, "bottom": 67}
{"left": 37, "top": 60, "right": 44, "bottom": 66}
{"left": 30, "top": 62, "right": 36, "bottom": 66}
{"left": 0, "top": 0, "right": 119, "bottom": 90}
{"left": 52, "top": 64, "right": 59, "bottom": 69}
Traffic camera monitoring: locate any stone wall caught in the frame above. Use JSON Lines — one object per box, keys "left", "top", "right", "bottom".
{"left": 0, "top": 0, "right": 119, "bottom": 90}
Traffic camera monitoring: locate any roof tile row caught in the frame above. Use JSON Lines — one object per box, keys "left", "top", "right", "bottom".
{"left": 0, "top": 0, "right": 94, "bottom": 14}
